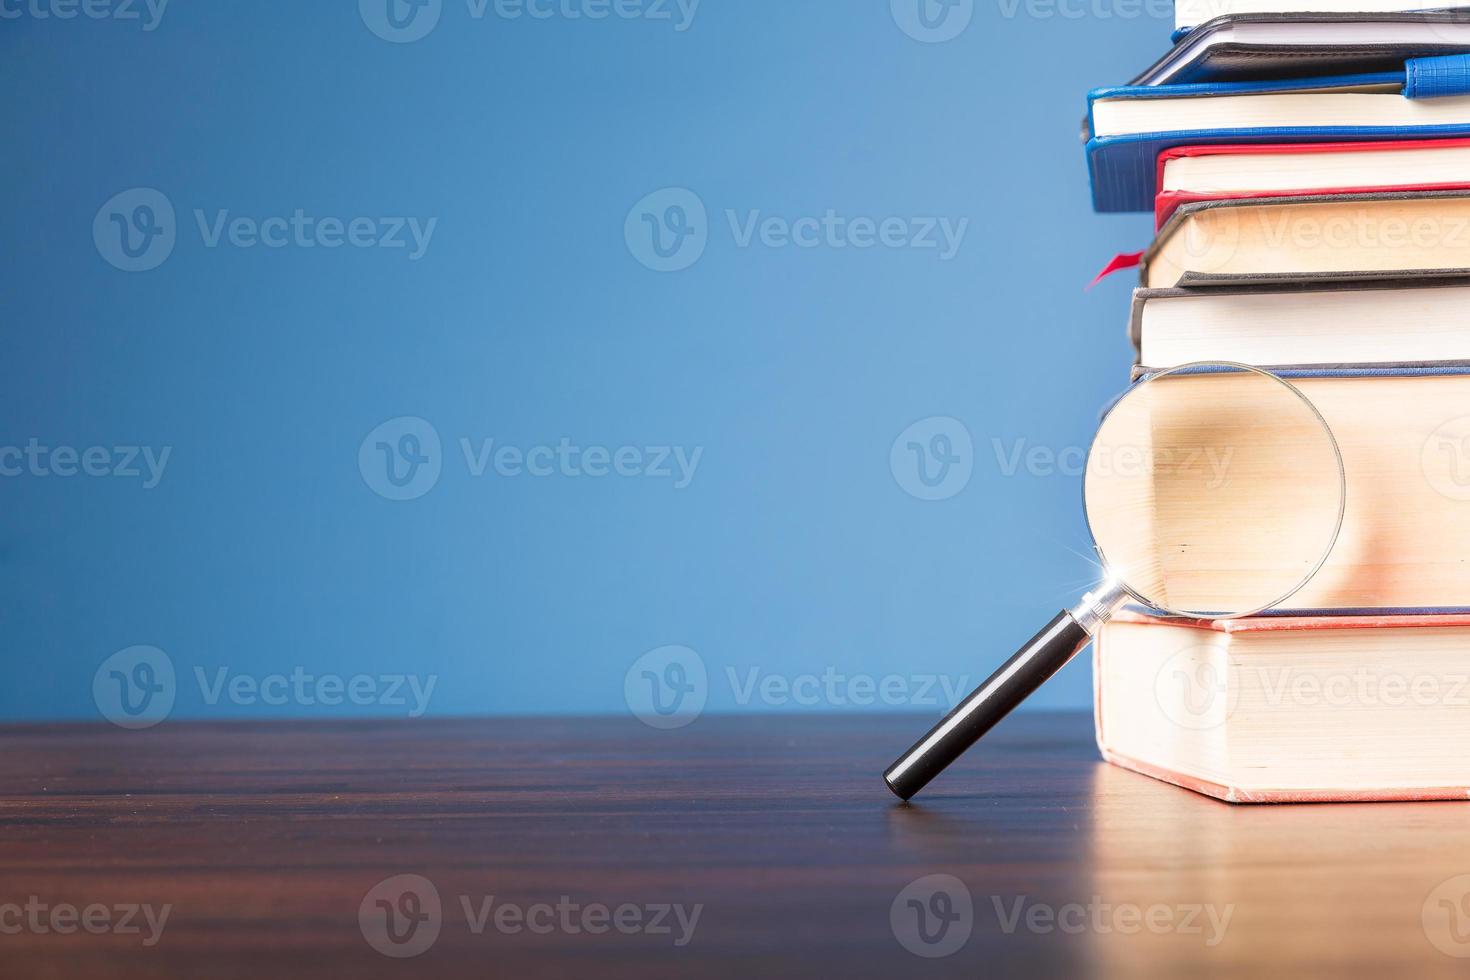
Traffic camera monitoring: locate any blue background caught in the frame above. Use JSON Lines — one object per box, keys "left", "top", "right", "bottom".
{"left": 2, "top": 0, "right": 1160, "bottom": 721}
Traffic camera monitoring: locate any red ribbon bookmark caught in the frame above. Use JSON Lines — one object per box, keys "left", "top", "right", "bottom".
{"left": 1087, "top": 250, "right": 1143, "bottom": 290}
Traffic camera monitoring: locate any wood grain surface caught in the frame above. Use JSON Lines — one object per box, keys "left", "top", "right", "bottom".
{"left": 3, "top": 712, "right": 1469, "bottom": 978}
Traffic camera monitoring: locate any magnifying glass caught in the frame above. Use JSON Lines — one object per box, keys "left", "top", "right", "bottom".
{"left": 884, "top": 361, "right": 1346, "bottom": 801}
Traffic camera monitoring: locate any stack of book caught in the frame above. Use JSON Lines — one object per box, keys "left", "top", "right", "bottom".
{"left": 1083, "top": 2, "right": 1470, "bottom": 803}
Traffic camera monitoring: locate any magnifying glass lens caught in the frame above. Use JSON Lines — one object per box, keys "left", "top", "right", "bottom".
{"left": 1085, "top": 366, "right": 1345, "bottom": 619}
{"left": 885, "top": 363, "right": 1346, "bottom": 800}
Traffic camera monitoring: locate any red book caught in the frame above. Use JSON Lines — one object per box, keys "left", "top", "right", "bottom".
{"left": 1154, "top": 139, "right": 1470, "bottom": 228}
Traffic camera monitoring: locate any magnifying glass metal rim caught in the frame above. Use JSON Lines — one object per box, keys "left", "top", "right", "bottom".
{"left": 884, "top": 359, "right": 1348, "bottom": 801}
{"left": 1082, "top": 359, "right": 1348, "bottom": 621}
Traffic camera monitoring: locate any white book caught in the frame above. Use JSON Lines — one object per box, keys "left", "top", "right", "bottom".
{"left": 1160, "top": 141, "right": 1470, "bottom": 197}
{"left": 1130, "top": 279, "right": 1470, "bottom": 367}
{"left": 1175, "top": 0, "right": 1468, "bottom": 33}
{"left": 1096, "top": 612, "right": 1470, "bottom": 802}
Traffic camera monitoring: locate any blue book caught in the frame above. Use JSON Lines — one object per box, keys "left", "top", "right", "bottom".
{"left": 1086, "top": 55, "right": 1470, "bottom": 213}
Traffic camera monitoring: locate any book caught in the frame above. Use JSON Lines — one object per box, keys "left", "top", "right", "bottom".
{"left": 1137, "top": 12, "right": 1470, "bottom": 86}
{"left": 1128, "top": 277, "right": 1470, "bottom": 367}
{"left": 1174, "top": 1, "right": 1470, "bottom": 34}
{"left": 1106, "top": 367, "right": 1470, "bottom": 612}
{"left": 1155, "top": 139, "right": 1470, "bottom": 225}
{"left": 1091, "top": 76, "right": 1470, "bottom": 141}
{"left": 1081, "top": 7, "right": 1470, "bottom": 812}
{"left": 1095, "top": 611, "right": 1470, "bottom": 802}
{"left": 1085, "top": 63, "right": 1470, "bottom": 212}
{"left": 1140, "top": 191, "right": 1470, "bottom": 287}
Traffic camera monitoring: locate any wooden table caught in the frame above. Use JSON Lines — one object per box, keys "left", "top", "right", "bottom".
{"left": 3, "top": 712, "right": 1469, "bottom": 977}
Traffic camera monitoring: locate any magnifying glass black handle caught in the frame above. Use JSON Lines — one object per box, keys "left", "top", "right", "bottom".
{"left": 883, "top": 611, "right": 1092, "bottom": 801}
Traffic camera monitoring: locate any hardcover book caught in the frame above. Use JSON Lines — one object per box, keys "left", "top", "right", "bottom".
{"left": 1154, "top": 139, "right": 1470, "bottom": 225}
{"left": 1138, "top": 12, "right": 1470, "bottom": 86}
{"left": 1139, "top": 191, "right": 1470, "bottom": 287}
{"left": 1085, "top": 62, "right": 1470, "bottom": 212}
{"left": 1095, "top": 611, "right": 1470, "bottom": 802}
{"left": 1175, "top": 2, "right": 1470, "bottom": 34}
{"left": 1127, "top": 276, "right": 1470, "bottom": 366}
{"left": 1105, "top": 367, "right": 1470, "bottom": 611}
